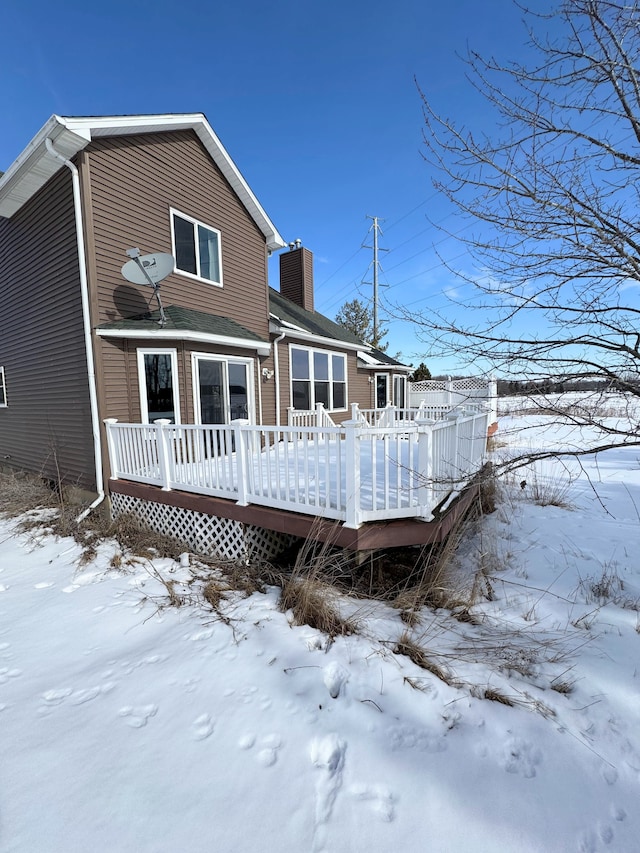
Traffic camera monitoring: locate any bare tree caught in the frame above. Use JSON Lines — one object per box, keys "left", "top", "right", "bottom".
{"left": 409, "top": 0, "right": 640, "bottom": 454}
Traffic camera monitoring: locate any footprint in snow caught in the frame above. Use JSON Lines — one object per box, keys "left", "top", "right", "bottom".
{"left": 578, "top": 824, "right": 614, "bottom": 853}
{"left": 349, "top": 783, "right": 396, "bottom": 823}
{"left": 598, "top": 822, "right": 614, "bottom": 845}
{"left": 41, "top": 688, "right": 74, "bottom": 705}
{"left": 310, "top": 734, "right": 346, "bottom": 852}
{"left": 578, "top": 829, "right": 597, "bottom": 853}
{"left": 0, "top": 668, "right": 21, "bottom": 684}
{"left": 118, "top": 704, "right": 158, "bottom": 728}
{"left": 502, "top": 737, "right": 542, "bottom": 778}
{"left": 323, "top": 662, "right": 349, "bottom": 699}
{"left": 611, "top": 805, "right": 626, "bottom": 822}
{"left": 238, "top": 733, "right": 282, "bottom": 765}
{"left": 70, "top": 683, "right": 117, "bottom": 705}
{"left": 388, "top": 725, "right": 446, "bottom": 754}
{"left": 191, "top": 714, "right": 215, "bottom": 741}
{"left": 600, "top": 764, "right": 618, "bottom": 786}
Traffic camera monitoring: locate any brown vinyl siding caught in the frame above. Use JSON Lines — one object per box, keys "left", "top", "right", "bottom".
{"left": 85, "top": 130, "right": 274, "bottom": 424}
{"left": 86, "top": 131, "right": 269, "bottom": 336}
{"left": 0, "top": 169, "right": 95, "bottom": 487}
{"left": 107, "top": 339, "right": 269, "bottom": 426}
{"left": 280, "top": 247, "right": 314, "bottom": 311}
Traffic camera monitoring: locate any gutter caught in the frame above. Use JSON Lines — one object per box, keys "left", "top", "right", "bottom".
{"left": 273, "top": 331, "right": 286, "bottom": 426}
{"left": 45, "top": 138, "right": 105, "bottom": 523}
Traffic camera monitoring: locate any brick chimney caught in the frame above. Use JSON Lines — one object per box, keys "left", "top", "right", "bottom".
{"left": 279, "top": 242, "right": 314, "bottom": 312}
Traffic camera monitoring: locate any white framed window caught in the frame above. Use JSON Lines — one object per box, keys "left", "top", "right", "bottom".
{"left": 0, "top": 367, "right": 6, "bottom": 407}
{"left": 290, "top": 345, "right": 347, "bottom": 411}
{"left": 191, "top": 353, "right": 255, "bottom": 425}
{"left": 137, "top": 349, "right": 181, "bottom": 424}
{"left": 393, "top": 374, "right": 407, "bottom": 408}
{"left": 170, "top": 207, "right": 223, "bottom": 286}
{"left": 375, "top": 373, "right": 389, "bottom": 408}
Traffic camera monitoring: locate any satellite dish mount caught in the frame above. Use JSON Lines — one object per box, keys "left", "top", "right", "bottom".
{"left": 121, "top": 248, "right": 175, "bottom": 327}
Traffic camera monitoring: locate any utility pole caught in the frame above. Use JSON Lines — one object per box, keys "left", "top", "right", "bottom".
{"left": 362, "top": 215, "right": 388, "bottom": 346}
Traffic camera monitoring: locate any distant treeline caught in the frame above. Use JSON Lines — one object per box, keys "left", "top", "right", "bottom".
{"left": 496, "top": 378, "right": 640, "bottom": 396}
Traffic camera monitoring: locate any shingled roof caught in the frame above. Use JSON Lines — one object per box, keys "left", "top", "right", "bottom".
{"left": 268, "top": 287, "right": 363, "bottom": 346}
{"left": 96, "top": 305, "right": 270, "bottom": 354}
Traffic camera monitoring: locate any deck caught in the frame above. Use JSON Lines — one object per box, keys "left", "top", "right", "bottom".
{"left": 104, "top": 405, "right": 490, "bottom": 538}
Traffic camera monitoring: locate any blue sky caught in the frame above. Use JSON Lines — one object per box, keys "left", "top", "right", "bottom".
{"left": 2, "top": 0, "right": 548, "bottom": 373}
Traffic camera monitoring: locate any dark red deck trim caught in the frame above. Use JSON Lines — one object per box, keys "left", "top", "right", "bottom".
{"left": 109, "top": 478, "right": 480, "bottom": 551}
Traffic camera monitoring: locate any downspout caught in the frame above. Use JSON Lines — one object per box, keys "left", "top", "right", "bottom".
{"left": 256, "top": 360, "right": 263, "bottom": 426}
{"left": 273, "top": 330, "right": 286, "bottom": 426}
{"left": 45, "top": 138, "right": 104, "bottom": 522}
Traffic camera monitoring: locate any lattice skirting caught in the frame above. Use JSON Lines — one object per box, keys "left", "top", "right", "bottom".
{"left": 110, "top": 493, "right": 297, "bottom": 562}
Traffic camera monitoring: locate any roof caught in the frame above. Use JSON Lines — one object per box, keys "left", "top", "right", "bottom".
{"left": 96, "top": 304, "right": 271, "bottom": 356}
{"left": 269, "top": 288, "right": 410, "bottom": 367}
{"left": 0, "top": 113, "right": 286, "bottom": 251}
{"left": 268, "top": 288, "right": 365, "bottom": 348}
{"left": 358, "top": 346, "right": 412, "bottom": 371}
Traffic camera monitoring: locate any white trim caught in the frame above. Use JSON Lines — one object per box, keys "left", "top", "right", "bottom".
{"left": 44, "top": 137, "right": 105, "bottom": 522}
{"left": 393, "top": 373, "right": 408, "bottom": 408}
{"left": 0, "top": 366, "right": 7, "bottom": 407}
{"left": 357, "top": 350, "right": 412, "bottom": 372}
{"left": 170, "top": 207, "right": 223, "bottom": 287}
{"left": 96, "top": 326, "right": 271, "bottom": 357}
{"left": 289, "top": 344, "right": 348, "bottom": 413}
{"left": 269, "top": 319, "right": 364, "bottom": 352}
{"left": 191, "top": 352, "right": 255, "bottom": 425}
{"left": 137, "top": 348, "right": 181, "bottom": 424}
{"left": 0, "top": 114, "right": 286, "bottom": 250}
{"left": 374, "top": 372, "right": 390, "bottom": 408}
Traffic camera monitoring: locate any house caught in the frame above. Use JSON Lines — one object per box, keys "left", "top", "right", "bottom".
{"left": 0, "top": 113, "right": 489, "bottom": 559}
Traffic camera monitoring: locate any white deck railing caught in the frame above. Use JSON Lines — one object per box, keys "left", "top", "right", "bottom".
{"left": 287, "top": 403, "right": 337, "bottom": 429}
{"left": 105, "top": 407, "right": 489, "bottom": 529}
{"left": 409, "top": 377, "right": 498, "bottom": 426}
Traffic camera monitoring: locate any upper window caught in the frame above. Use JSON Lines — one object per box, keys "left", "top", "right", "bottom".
{"left": 290, "top": 346, "right": 347, "bottom": 411}
{"left": 171, "top": 208, "right": 222, "bottom": 286}
{"left": 0, "top": 367, "right": 6, "bottom": 407}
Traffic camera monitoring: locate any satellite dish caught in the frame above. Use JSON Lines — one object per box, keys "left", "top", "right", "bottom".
{"left": 121, "top": 252, "right": 175, "bottom": 286}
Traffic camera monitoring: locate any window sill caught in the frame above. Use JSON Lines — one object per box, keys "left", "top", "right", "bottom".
{"left": 174, "top": 268, "right": 223, "bottom": 288}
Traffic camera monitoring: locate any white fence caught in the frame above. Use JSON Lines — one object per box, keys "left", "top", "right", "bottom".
{"left": 409, "top": 377, "right": 497, "bottom": 425}
{"left": 105, "top": 407, "right": 489, "bottom": 529}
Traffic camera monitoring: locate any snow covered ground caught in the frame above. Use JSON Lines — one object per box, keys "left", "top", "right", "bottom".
{"left": 1, "top": 403, "right": 640, "bottom": 852}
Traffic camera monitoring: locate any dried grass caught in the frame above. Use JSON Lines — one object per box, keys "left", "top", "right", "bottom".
{"left": 393, "top": 631, "right": 457, "bottom": 686}
{"left": 483, "top": 687, "right": 514, "bottom": 706}
{"left": 0, "top": 470, "right": 60, "bottom": 516}
{"left": 277, "top": 525, "right": 357, "bottom": 638}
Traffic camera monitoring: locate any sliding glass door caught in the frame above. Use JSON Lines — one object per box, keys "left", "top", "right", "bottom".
{"left": 193, "top": 355, "right": 253, "bottom": 425}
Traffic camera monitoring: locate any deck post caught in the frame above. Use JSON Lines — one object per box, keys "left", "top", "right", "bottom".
{"left": 104, "top": 418, "right": 119, "bottom": 480}
{"left": 446, "top": 376, "right": 454, "bottom": 409}
{"left": 415, "top": 416, "right": 435, "bottom": 518}
{"left": 232, "top": 419, "right": 251, "bottom": 506}
{"left": 155, "top": 420, "right": 173, "bottom": 491}
{"left": 343, "top": 419, "right": 362, "bottom": 529}
{"left": 447, "top": 409, "right": 462, "bottom": 485}
{"left": 489, "top": 376, "right": 498, "bottom": 426}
